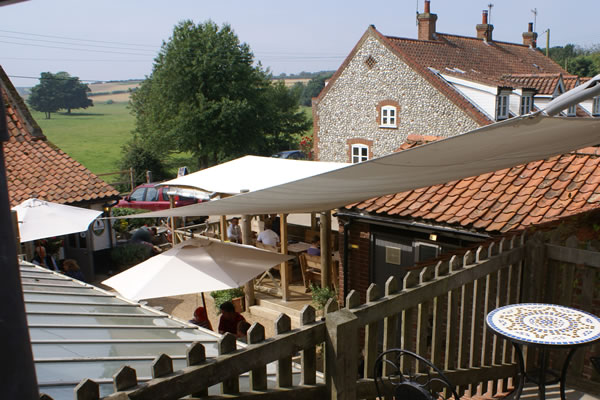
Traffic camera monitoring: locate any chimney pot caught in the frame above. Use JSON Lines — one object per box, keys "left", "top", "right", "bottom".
{"left": 476, "top": 10, "right": 493, "bottom": 42}
{"left": 417, "top": 0, "right": 437, "bottom": 41}
{"left": 522, "top": 22, "right": 538, "bottom": 47}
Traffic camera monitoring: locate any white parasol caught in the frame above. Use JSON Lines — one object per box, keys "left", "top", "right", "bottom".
{"left": 102, "top": 237, "right": 293, "bottom": 301}
{"left": 12, "top": 198, "right": 103, "bottom": 243}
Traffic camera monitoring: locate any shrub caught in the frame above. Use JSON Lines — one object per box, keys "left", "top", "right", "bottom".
{"left": 210, "top": 288, "right": 245, "bottom": 309}
{"left": 110, "top": 243, "right": 151, "bottom": 269}
{"left": 111, "top": 207, "right": 156, "bottom": 233}
{"left": 105, "top": 99, "right": 114, "bottom": 104}
{"left": 310, "top": 284, "right": 337, "bottom": 310}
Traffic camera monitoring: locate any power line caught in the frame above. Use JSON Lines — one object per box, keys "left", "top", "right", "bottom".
{"left": 0, "top": 34, "right": 159, "bottom": 53}
{"left": 2, "top": 57, "right": 150, "bottom": 62}
{"left": 0, "top": 39, "right": 157, "bottom": 56}
{"left": 0, "top": 28, "right": 157, "bottom": 49}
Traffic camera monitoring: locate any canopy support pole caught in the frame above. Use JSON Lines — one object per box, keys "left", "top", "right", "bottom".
{"left": 169, "top": 197, "right": 178, "bottom": 245}
{"left": 280, "top": 213, "right": 289, "bottom": 301}
{"left": 320, "top": 210, "right": 331, "bottom": 289}
{"left": 242, "top": 213, "right": 255, "bottom": 307}
{"left": 220, "top": 216, "right": 228, "bottom": 241}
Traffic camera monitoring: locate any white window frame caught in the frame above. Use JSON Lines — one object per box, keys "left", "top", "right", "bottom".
{"left": 351, "top": 144, "right": 369, "bottom": 164}
{"left": 567, "top": 104, "right": 577, "bottom": 117}
{"left": 593, "top": 97, "right": 600, "bottom": 116}
{"left": 380, "top": 105, "right": 397, "bottom": 128}
{"left": 496, "top": 92, "right": 509, "bottom": 120}
{"left": 520, "top": 93, "right": 534, "bottom": 115}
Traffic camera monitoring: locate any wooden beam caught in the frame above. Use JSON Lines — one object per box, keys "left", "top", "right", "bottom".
{"left": 220, "top": 216, "right": 228, "bottom": 241}
{"left": 169, "top": 197, "right": 177, "bottom": 245}
{"left": 242, "top": 214, "right": 255, "bottom": 307}
{"left": 320, "top": 210, "right": 331, "bottom": 289}
{"left": 546, "top": 244, "right": 600, "bottom": 268}
{"left": 280, "top": 213, "right": 289, "bottom": 301}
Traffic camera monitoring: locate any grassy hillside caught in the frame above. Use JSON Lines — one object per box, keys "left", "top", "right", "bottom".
{"left": 30, "top": 102, "right": 315, "bottom": 181}
{"left": 31, "top": 102, "right": 134, "bottom": 176}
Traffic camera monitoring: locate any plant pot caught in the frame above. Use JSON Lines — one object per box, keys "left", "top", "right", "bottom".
{"left": 232, "top": 296, "right": 245, "bottom": 313}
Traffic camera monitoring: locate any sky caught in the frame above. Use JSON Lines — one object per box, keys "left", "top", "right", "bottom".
{"left": 1, "top": 0, "right": 598, "bottom": 87}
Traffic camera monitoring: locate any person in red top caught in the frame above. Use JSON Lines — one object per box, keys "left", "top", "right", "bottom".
{"left": 218, "top": 301, "right": 245, "bottom": 335}
{"left": 189, "top": 306, "right": 213, "bottom": 330}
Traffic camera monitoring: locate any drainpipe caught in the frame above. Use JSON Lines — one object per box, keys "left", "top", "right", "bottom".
{"left": 342, "top": 219, "right": 352, "bottom": 303}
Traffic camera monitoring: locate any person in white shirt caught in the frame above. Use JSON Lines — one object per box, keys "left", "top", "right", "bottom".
{"left": 227, "top": 217, "right": 242, "bottom": 244}
{"left": 257, "top": 221, "right": 280, "bottom": 246}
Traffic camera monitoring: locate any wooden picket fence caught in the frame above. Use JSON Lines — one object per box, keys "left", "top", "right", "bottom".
{"left": 47, "top": 231, "right": 600, "bottom": 400}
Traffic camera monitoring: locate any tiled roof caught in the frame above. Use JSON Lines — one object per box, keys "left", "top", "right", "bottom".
{"left": 384, "top": 33, "right": 567, "bottom": 86}
{"left": 1, "top": 66, "right": 119, "bottom": 207}
{"left": 376, "top": 30, "right": 569, "bottom": 126}
{"left": 348, "top": 136, "right": 600, "bottom": 233}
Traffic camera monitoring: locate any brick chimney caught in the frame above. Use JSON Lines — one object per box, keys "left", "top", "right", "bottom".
{"left": 476, "top": 10, "right": 493, "bottom": 42}
{"left": 417, "top": 0, "right": 438, "bottom": 41}
{"left": 522, "top": 22, "right": 538, "bottom": 47}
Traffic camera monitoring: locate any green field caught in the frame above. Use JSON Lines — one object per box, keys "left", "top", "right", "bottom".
{"left": 31, "top": 102, "right": 135, "bottom": 176}
{"left": 31, "top": 102, "right": 314, "bottom": 180}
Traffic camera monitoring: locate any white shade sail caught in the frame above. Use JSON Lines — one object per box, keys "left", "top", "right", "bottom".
{"left": 102, "top": 237, "right": 293, "bottom": 300}
{"left": 13, "top": 198, "right": 102, "bottom": 243}
{"left": 160, "top": 155, "right": 348, "bottom": 194}
{"left": 119, "top": 115, "right": 600, "bottom": 218}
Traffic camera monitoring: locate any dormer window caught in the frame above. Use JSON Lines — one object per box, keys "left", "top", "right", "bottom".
{"left": 380, "top": 106, "right": 397, "bottom": 128}
{"left": 520, "top": 93, "right": 534, "bottom": 115}
{"left": 496, "top": 91, "right": 510, "bottom": 121}
{"left": 592, "top": 97, "right": 600, "bottom": 117}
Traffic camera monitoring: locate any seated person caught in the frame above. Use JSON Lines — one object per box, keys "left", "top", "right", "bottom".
{"left": 189, "top": 306, "right": 213, "bottom": 330}
{"left": 307, "top": 236, "right": 321, "bottom": 256}
{"left": 62, "top": 259, "right": 85, "bottom": 281}
{"left": 257, "top": 221, "right": 280, "bottom": 247}
{"left": 218, "top": 301, "right": 246, "bottom": 335}
{"left": 131, "top": 226, "right": 161, "bottom": 255}
{"left": 227, "top": 217, "right": 242, "bottom": 244}
{"left": 32, "top": 245, "right": 59, "bottom": 271}
{"left": 236, "top": 320, "right": 252, "bottom": 342}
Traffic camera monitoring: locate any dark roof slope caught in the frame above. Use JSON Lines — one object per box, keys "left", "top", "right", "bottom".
{"left": 1, "top": 66, "right": 119, "bottom": 206}
{"left": 348, "top": 135, "right": 600, "bottom": 233}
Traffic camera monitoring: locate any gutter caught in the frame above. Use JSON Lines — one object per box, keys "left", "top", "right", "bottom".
{"left": 336, "top": 210, "right": 491, "bottom": 241}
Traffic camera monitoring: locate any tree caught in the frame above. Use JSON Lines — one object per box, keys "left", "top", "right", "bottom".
{"left": 28, "top": 72, "right": 93, "bottom": 118}
{"left": 128, "top": 20, "right": 310, "bottom": 169}
{"left": 27, "top": 72, "right": 62, "bottom": 119}
{"left": 119, "top": 138, "right": 169, "bottom": 189}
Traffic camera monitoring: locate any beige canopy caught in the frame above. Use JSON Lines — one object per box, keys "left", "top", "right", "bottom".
{"left": 120, "top": 115, "right": 600, "bottom": 218}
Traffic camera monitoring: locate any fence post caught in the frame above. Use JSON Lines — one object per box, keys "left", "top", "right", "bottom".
{"left": 326, "top": 309, "right": 359, "bottom": 400}
{"left": 129, "top": 167, "right": 134, "bottom": 191}
{"left": 523, "top": 232, "right": 546, "bottom": 302}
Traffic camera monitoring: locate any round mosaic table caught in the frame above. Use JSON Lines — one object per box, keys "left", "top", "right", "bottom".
{"left": 486, "top": 303, "right": 600, "bottom": 400}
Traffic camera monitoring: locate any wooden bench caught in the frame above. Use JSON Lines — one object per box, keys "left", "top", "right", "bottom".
{"left": 299, "top": 253, "right": 339, "bottom": 292}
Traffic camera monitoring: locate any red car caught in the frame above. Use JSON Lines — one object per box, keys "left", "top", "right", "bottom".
{"left": 116, "top": 183, "right": 202, "bottom": 211}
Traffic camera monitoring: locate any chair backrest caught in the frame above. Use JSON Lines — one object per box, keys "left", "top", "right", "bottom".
{"left": 304, "top": 253, "right": 322, "bottom": 271}
{"left": 256, "top": 242, "right": 278, "bottom": 252}
{"left": 374, "top": 349, "right": 459, "bottom": 400}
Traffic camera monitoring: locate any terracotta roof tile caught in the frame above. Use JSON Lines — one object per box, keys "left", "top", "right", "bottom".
{"left": 2, "top": 66, "right": 119, "bottom": 207}
{"left": 347, "top": 136, "right": 600, "bottom": 233}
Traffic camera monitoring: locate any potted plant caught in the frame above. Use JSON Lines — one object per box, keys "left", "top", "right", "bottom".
{"left": 210, "top": 288, "right": 245, "bottom": 313}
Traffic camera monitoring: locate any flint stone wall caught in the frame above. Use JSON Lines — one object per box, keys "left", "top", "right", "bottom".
{"left": 315, "top": 35, "right": 480, "bottom": 162}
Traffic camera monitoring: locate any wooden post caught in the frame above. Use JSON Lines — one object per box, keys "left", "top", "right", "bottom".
{"left": 242, "top": 211, "right": 255, "bottom": 307}
{"left": 169, "top": 197, "right": 177, "bottom": 245}
{"left": 220, "top": 215, "right": 228, "bottom": 241}
{"left": 279, "top": 213, "right": 289, "bottom": 301}
{"left": 325, "top": 309, "right": 359, "bottom": 400}
{"left": 11, "top": 210, "right": 21, "bottom": 257}
{"left": 524, "top": 232, "right": 546, "bottom": 302}
{"left": 275, "top": 314, "right": 293, "bottom": 388}
{"left": 320, "top": 210, "right": 331, "bottom": 289}
{"left": 129, "top": 167, "right": 135, "bottom": 192}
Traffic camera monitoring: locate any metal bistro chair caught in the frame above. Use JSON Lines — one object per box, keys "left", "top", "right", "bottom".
{"left": 374, "top": 349, "right": 459, "bottom": 400}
